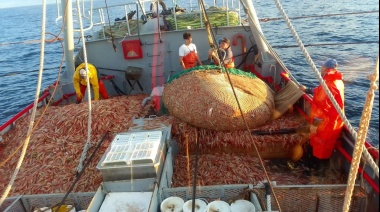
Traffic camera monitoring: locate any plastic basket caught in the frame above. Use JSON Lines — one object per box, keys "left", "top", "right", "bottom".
{"left": 161, "top": 184, "right": 250, "bottom": 203}
{"left": 2, "top": 196, "right": 24, "bottom": 212}
{"left": 4, "top": 192, "right": 95, "bottom": 212}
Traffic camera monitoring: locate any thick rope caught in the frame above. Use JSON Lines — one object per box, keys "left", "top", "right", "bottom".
{"left": 343, "top": 55, "right": 379, "bottom": 212}
{"left": 273, "top": 0, "right": 379, "bottom": 177}
{"left": 225, "top": 1, "right": 283, "bottom": 211}
{"left": 0, "top": 0, "right": 47, "bottom": 207}
{"left": 75, "top": 0, "right": 93, "bottom": 174}
{"left": 0, "top": 37, "right": 65, "bottom": 168}
{"left": 238, "top": 0, "right": 300, "bottom": 86}
{"left": 0, "top": 0, "right": 68, "bottom": 170}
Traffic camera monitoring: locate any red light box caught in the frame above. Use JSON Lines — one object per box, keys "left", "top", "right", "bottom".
{"left": 122, "top": 40, "right": 143, "bottom": 59}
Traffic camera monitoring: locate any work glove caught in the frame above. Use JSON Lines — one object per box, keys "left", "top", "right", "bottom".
{"left": 76, "top": 92, "right": 83, "bottom": 99}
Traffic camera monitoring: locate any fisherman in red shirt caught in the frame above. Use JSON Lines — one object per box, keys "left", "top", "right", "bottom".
{"left": 302, "top": 58, "right": 345, "bottom": 163}
{"left": 179, "top": 32, "right": 202, "bottom": 70}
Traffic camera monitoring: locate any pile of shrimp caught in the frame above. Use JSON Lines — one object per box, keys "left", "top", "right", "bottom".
{"left": 0, "top": 95, "right": 313, "bottom": 197}
{"left": 171, "top": 153, "right": 347, "bottom": 187}
{"left": 170, "top": 112, "right": 310, "bottom": 158}
{"left": 0, "top": 95, "right": 150, "bottom": 196}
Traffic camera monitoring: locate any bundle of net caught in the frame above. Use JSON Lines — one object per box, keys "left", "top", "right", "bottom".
{"left": 162, "top": 65, "right": 275, "bottom": 131}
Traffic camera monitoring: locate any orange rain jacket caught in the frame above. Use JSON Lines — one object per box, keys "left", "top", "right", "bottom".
{"left": 310, "top": 68, "right": 345, "bottom": 159}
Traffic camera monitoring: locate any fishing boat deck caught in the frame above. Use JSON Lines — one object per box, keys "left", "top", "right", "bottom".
{"left": 0, "top": 95, "right": 348, "bottom": 196}
{"left": 171, "top": 154, "right": 348, "bottom": 188}
{"left": 0, "top": 95, "right": 370, "bottom": 212}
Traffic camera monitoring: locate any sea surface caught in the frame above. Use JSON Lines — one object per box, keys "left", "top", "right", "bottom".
{"left": 0, "top": 0, "right": 378, "bottom": 146}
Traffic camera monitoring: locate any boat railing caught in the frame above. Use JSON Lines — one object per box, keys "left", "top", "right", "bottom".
{"left": 91, "top": 2, "right": 141, "bottom": 40}
{"left": 0, "top": 92, "right": 50, "bottom": 142}
{"left": 55, "top": 0, "right": 94, "bottom": 33}
{"left": 87, "top": 0, "right": 243, "bottom": 41}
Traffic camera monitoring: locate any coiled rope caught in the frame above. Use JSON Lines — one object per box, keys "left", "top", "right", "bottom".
{"left": 0, "top": 0, "right": 48, "bottom": 207}
{"left": 75, "top": 0, "right": 93, "bottom": 174}
{"left": 343, "top": 55, "right": 379, "bottom": 212}
{"left": 272, "top": 0, "right": 379, "bottom": 178}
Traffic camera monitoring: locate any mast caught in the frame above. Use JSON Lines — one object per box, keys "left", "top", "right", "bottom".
{"left": 240, "top": 0, "right": 273, "bottom": 65}
{"left": 61, "top": 0, "right": 75, "bottom": 80}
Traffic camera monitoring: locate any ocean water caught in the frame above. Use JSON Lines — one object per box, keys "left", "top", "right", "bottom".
{"left": 0, "top": 0, "right": 378, "bottom": 145}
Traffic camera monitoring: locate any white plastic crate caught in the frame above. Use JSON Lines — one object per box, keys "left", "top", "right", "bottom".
{"left": 97, "top": 130, "right": 166, "bottom": 181}
{"left": 101, "top": 131, "right": 161, "bottom": 166}
{"left": 98, "top": 192, "right": 153, "bottom": 212}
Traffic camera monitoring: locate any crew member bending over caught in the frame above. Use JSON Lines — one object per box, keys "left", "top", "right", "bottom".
{"left": 73, "top": 63, "right": 109, "bottom": 104}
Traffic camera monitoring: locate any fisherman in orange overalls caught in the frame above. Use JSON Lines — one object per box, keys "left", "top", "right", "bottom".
{"left": 73, "top": 63, "right": 109, "bottom": 104}
{"left": 302, "top": 58, "right": 345, "bottom": 160}
{"left": 179, "top": 32, "right": 202, "bottom": 70}
{"left": 208, "top": 37, "right": 235, "bottom": 68}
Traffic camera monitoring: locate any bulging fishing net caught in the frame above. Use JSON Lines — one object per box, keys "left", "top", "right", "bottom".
{"left": 162, "top": 65, "right": 275, "bottom": 131}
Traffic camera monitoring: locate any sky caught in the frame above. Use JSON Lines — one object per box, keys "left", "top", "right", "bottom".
{"left": 0, "top": 0, "right": 62, "bottom": 8}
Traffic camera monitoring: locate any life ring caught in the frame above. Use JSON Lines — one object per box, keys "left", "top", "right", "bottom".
{"left": 150, "top": 0, "right": 168, "bottom": 13}
{"left": 232, "top": 33, "right": 247, "bottom": 67}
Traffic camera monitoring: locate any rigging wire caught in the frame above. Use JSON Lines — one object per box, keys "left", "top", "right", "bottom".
{"left": 0, "top": 0, "right": 48, "bottom": 207}
{"left": 0, "top": 0, "right": 70, "bottom": 168}
{"left": 259, "top": 10, "right": 379, "bottom": 22}
{"left": 0, "top": 1, "right": 69, "bottom": 205}
{"left": 198, "top": 0, "right": 218, "bottom": 49}
{"left": 273, "top": 0, "right": 379, "bottom": 178}
{"left": 0, "top": 1, "right": 377, "bottom": 209}
{"left": 55, "top": 131, "right": 110, "bottom": 212}
{"left": 75, "top": 0, "right": 93, "bottom": 174}
{"left": 342, "top": 54, "right": 379, "bottom": 212}
{"left": 272, "top": 41, "right": 379, "bottom": 49}
{"left": 191, "top": 130, "right": 200, "bottom": 212}
{"left": 199, "top": 0, "right": 283, "bottom": 211}
{"left": 1, "top": 10, "right": 376, "bottom": 47}
{"left": 238, "top": 1, "right": 300, "bottom": 85}
{"left": 0, "top": 38, "right": 65, "bottom": 169}
{"left": 104, "top": 0, "right": 117, "bottom": 52}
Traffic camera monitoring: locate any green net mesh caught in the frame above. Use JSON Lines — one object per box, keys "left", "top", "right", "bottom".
{"left": 163, "top": 66, "right": 274, "bottom": 131}
{"left": 167, "top": 65, "right": 257, "bottom": 83}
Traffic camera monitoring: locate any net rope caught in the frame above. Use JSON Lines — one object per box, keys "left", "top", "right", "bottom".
{"left": 167, "top": 65, "right": 257, "bottom": 83}
{"left": 0, "top": 0, "right": 48, "bottom": 207}
{"left": 183, "top": 1, "right": 283, "bottom": 209}
{"left": 164, "top": 66, "right": 274, "bottom": 131}
{"left": 343, "top": 55, "right": 379, "bottom": 212}
{"left": 75, "top": 0, "right": 93, "bottom": 174}
{"left": 272, "top": 0, "right": 379, "bottom": 177}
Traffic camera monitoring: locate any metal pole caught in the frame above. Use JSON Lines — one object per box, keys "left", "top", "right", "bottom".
{"left": 240, "top": 0, "right": 275, "bottom": 72}
{"left": 239, "top": 0, "right": 270, "bottom": 58}
{"left": 61, "top": 0, "right": 75, "bottom": 80}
